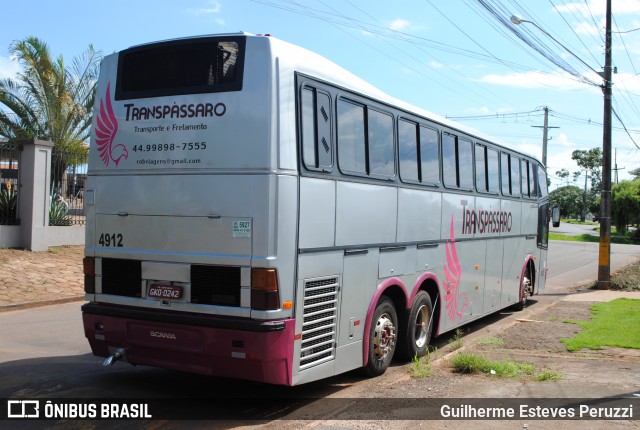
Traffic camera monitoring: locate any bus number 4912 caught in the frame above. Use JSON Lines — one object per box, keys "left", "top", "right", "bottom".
{"left": 99, "top": 233, "right": 124, "bottom": 248}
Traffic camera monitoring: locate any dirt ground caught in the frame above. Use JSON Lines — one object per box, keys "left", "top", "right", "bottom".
{"left": 480, "top": 300, "right": 592, "bottom": 353}
{"left": 0, "top": 246, "right": 84, "bottom": 307}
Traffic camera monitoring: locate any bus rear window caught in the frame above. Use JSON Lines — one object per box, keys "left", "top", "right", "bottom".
{"left": 116, "top": 37, "right": 245, "bottom": 100}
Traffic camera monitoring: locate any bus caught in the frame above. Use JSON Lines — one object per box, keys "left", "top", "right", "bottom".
{"left": 82, "top": 33, "right": 549, "bottom": 386}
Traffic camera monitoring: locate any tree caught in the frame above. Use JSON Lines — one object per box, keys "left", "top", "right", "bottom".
{"left": 630, "top": 167, "right": 640, "bottom": 179}
{"left": 549, "top": 185, "right": 583, "bottom": 219}
{"left": 572, "top": 148, "right": 602, "bottom": 221}
{"left": 611, "top": 179, "right": 640, "bottom": 234}
{"left": 572, "top": 148, "right": 602, "bottom": 189}
{"left": 0, "top": 37, "right": 101, "bottom": 187}
{"left": 556, "top": 168, "right": 570, "bottom": 186}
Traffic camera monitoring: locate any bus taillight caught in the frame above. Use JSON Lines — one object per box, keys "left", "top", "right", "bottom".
{"left": 83, "top": 257, "right": 96, "bottom": 293}
{"left": 251, "top": 268, "right": 280, "bottom": 310}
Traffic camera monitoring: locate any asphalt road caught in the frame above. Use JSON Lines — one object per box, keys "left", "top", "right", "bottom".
{"left": 0, "top": 240, "right": 638, "bottom": 426}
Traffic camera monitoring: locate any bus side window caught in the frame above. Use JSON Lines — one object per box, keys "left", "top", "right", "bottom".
{"left": 458, "top": 139, "right": 473, "bottom": 189}
{"left": 420, "top": 126, "right": 439, "bottom": 184}
{"left": 442, "top": 133, "right": 472, "bottom": 190}
{"left": 521, "top": 159, "right": 530, "bottom": 198}
{"left": 511, "top": 155, "right": 521, "bottom": 197}
{"left": 475, "top": 144, "right": 488, "bottom": 192}
{"left": 301, "top": 87, "right": 333, "bottom": 171}
{"left": 442, "top": 134, "right": 457, "bottom": 188}
{"left": 399, "top": 119, "right": 419, "bottom": 182}
{"left": 399, "top": 121, "right": 439, "bottom": 185}
{"left": 487, "top": 147, "right": 499, "bottom": 193}
{"left": 501, "top": 152, "right": 511, "bottom": 195}
{"left": 337, "top": 99, "right": 367, "bottom": 175}
{"left": 368, "top": 109, "right": 394, "bottom": 177}
{"left": 529, "top": 161, "right": 537, "bottom": 197}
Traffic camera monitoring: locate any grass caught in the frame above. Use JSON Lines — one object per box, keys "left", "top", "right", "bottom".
{"left": 549, "top": 232, "right": 635, "bottom": 245}
{"left": 476, "top": 336, "right": 505, "bottom": 346}
{"left": 561, "top": 298, "right": 640, "bottom": 351}
{"left": 450, "top": 352, "right": 561, "bottom": 381}
{"left": 533, "top": 370, "right": 563, "bottom": 382}
{"left": 408, "top": 348, "right": 438, "bottom": 378}
{"left": 561, "top": 219, "right": 597, "bottom": 225}
{"left": 447, "top": 329, "right": 464, "bottom": 351}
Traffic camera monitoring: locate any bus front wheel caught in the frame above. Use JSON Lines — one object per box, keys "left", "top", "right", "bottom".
{"left": 363, "top": 297, "right": 397, "bottom": 377}
{"left": 514, "top": 267, "right": 533, "bottom": 311}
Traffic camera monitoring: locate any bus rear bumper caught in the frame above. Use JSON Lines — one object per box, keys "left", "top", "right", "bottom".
{"left": 82, "top": 303, "right": 295, "bottom": 386}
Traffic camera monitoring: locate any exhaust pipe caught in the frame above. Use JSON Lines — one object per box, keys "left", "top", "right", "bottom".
{"left": 103, "top": 348, "right": 125, "bottom": 367}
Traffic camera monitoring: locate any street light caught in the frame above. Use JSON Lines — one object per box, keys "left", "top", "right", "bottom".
{"left": 509, "top": 15, "right": 601, "bottom": 77}
{"left": 510, "top": 3, "right": 613, "bottom": 290}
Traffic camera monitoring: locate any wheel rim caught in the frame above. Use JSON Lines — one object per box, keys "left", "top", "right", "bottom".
{"left": 522, "top": 272, "right": 532, "bottom": 305}
{"left": 414, "top": 305, "right": 430, "bottom": 348}
{"left": 373, "top": 312, "right": 396, "bottom": 359}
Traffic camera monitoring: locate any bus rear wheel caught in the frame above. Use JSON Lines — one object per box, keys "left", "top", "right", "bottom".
{"left": 397, "top": 291, "right": 433, "bottom": 360}
{"left": 363, "top": 297, "right": 397, "bottom": 377}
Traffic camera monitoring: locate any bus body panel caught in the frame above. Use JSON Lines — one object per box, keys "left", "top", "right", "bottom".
{"left": 397, "top": 187, "right": 442, "bottom": 243}
{"left": 82, "top": 306, "right": 295, "bottom": 385}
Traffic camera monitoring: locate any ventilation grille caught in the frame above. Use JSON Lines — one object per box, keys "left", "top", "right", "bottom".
{"left": 299, "top": 276, "right": 339, "bottom": 370}
{"left": 101, "top": 258, "right": 142, "bottom": 297}
{"left": 191, "top": 265, "right": 241, "bottom": 306}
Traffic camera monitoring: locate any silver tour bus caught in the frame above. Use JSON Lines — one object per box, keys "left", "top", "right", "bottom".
{"left": 82, "top": 33, "right": 549, "bottom": 386}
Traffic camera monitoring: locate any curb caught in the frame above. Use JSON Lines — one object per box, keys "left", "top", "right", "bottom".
{"left": 0, "top": 295, "right": 85, "bottom": 313}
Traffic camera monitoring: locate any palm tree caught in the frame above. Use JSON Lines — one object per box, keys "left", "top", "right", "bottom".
{"left": 0, "top": 36, "right": 101, "bottom": 187}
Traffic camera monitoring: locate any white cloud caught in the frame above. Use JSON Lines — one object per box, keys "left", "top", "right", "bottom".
{"left": 511, "top": 142, "right": 542, "bottom": 159}
{"left": 0, "top": 55, "right": 20, "bottom": 80}
{"left": 575, "top": 21, "right": 600, "bottom": 36}
{"left": 476, "top": 70, "right": 600, "bottom": 91}
{"left": 546, "top": 148, "right": 581, "bottom": 186}
{"left": 429, "top": 60, "right": 444, "bottom": 69}
{"left": 185, "top": 1, "right": 225, "bottom": 26}
{"left": 613, "top": 72, "right": 640, "bottom": 93}
{"left": 468, "top": 106, "right": 512, "bottom": 115}
{"left": 187, "top": 0, "right": 224, "bottom": 25}
{"left": 553, "top": 133, "right": 574, "bottom": 147}
{"left": 187, "top": 1, "right": 222, "bottom": 16}
{"left": 389, "top": 19, "right": 411, "bottom": 31}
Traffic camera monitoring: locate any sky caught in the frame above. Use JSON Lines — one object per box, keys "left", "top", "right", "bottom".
{"left": 1, "top": 0, "right": 639, "bottom": 189}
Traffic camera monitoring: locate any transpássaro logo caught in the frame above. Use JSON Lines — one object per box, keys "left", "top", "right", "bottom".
{"left": 95, "top": 82, "right": 128, "bottom": 167}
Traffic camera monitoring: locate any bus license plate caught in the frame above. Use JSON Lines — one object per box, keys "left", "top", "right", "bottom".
{"left": 148, "top": 284, "right": 183, "bottom": 299}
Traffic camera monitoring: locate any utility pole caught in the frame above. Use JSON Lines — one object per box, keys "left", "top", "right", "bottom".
{"left": 532, "top": 106, "right": 559, "bottom": 167}
{"left": 612, "top": 148, "right": 625, "bottom": 184}
{"left": 598, "top": 0, "right": 612, "bottom": 290}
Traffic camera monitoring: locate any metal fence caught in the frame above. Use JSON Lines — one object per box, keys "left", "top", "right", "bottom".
{"left": 51, "top": 149, "right": 88, "bottom": 226}
{"left": 0, "top": 141, "right": 20, "bottom": 225}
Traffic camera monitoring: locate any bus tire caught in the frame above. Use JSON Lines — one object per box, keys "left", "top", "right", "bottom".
{"left": 363, "top": 297, "right": 397, "bottom": 377}
{"left": 514, "top": 266, "right": 533, "bottom": 311}
{"left": 398, "top": 291, "right": 433, "bottom": 360}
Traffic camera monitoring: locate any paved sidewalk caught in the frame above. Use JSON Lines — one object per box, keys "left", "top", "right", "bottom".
{"left": 0, "top": 246, "right": 84, "bottom": 311}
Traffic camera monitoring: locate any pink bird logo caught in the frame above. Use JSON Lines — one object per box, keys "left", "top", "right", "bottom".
{"left": 443, "top": 215, "right": 469, "bottom": 322}
{"left": 95, "top": 82, "right": 128, "bottom": 167}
